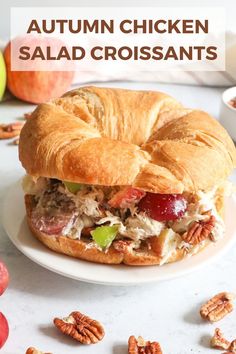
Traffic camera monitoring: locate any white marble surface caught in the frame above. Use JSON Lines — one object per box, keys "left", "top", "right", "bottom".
{"left": 0, "top": 81, "right": 236, "bottom": 354}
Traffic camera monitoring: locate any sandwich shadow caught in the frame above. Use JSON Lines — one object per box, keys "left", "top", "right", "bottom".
{"left": 113, "top": 343, "right": 127, "bottom": 354}
{"left": 183, "top": 305, "right": 203, "bottom": 325}
{"left": 199, "top": 334, "right": 212, "bottom": 349}
{"left": 39, "top": 324, "right": 80, "bottom": 347}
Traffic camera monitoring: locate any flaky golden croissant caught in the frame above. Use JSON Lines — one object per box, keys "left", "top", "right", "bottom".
{"left": 19, "top": 87, "right": 236, "bottom": 265}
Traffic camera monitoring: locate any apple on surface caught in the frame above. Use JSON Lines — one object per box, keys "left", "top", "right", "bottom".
{"left": 0, "top": 312, "right": 9, "bottom": 349}
{"left": 4, "top": 36, "right": 74, "bottom": 104}
{"left": 0, "top": 51, "right": 7, "bottom": 100}
{"left": 0, "top": 260, "right": 9, "bottom": 296}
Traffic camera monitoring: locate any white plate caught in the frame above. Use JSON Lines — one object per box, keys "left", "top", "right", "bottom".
{"left": 2, "top": 180, "right": 236, "bottom": 286}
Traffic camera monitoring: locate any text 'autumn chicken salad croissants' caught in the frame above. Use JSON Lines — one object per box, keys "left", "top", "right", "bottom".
{"left": 19, "top": 86, "right": 236, "bottom": 266}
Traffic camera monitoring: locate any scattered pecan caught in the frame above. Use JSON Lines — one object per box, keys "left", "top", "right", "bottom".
{"left": 26, "top": 348, "right": 52, "bottom": 354}
{"left": 24, "top": 112, "right": 32, "bottom": 120}
{"left": 211, "top": 328, "right": 231, "bottom": 350}
{"left": 128, "top": 335, "right": 163, "bottom": 354}
{"left": 182, "top": 215, "right": 216, "bottom": 245}
{"left": 200, "top": 292, "right": 235, "bottom": 322}
{"left": 0, "top": 122, "right": 24, "bottom": 139}
{"left": 228, "top": 97, "right": 236, "bottom": 109}
{"left": 229, "top": 340, "right": 236, "bottom": 352}
{"left": 3, "top": 121, "right": 23, "bottom": 131}
{"left": 53, "top": 311, "right": 105, "bottom": 344}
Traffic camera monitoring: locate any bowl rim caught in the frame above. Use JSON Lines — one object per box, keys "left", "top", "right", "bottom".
{"left": 222, "top": 86, "right": 236, "bottom": 111}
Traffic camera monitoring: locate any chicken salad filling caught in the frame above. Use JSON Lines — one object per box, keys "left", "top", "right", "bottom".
{"left": 23, "top": 175, "right": 226, "bottom": 256}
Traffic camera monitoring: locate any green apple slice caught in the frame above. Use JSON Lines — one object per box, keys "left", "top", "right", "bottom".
{"left": 0, "top": 51, "right": 6, "bottom": 101}
{"left": 63, "top": 181, "right": 83, "bottom": 194}
{"left": 91, "top": 225, "right": 119, "bottom": 249}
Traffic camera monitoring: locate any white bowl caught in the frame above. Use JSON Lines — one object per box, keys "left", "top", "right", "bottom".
{"left": 220, "top": 86, "right": 236, "bottom": 141}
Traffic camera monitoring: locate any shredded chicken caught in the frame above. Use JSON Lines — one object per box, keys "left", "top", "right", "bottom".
{"left": 23, "top": 175, "right": 226, "bottom": 249}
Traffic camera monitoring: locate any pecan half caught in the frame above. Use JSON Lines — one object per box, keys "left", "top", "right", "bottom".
{"left": 182, "top": 215, "right": 216, "bottom": 245}
{"left": 200, "top": 292, "right": 235, "bottom": 322}
{"left": 24, "top": 112, "right": 32, "bottom": 120}
{"left": 211, "top": 328, "right": 231, "bottom": 350}
{"left": 53, "top": 311, "right": 105, "bottom": 344}
{"left": 0, "top": 122, "right": 24, "bottom": 139}
{"left": 26, "top": 348, "right": 52, "bottom": 354}
{"left": 128, "top": 335, "right": 163, "bottom": 354}
{"left": 229, "top": 340, "right": 236, "bottom": 352}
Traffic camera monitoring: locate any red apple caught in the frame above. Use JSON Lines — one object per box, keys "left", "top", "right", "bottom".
{"left": 0, "top": 312, "right": 9, "bottom": 348}
{"left": 0, "top": 261, "right": 9, "bottom": 296}
{"left": 4, "top": 36, "right": 74, "bottom": 104}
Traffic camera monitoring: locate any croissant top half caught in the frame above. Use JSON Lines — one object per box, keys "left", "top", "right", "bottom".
{"left": 19, "top": 86, "right": 236, "bottom": 194}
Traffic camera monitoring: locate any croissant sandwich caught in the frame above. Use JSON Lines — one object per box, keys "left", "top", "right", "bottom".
{"left": 19, "top": 86, "right": 236, "bottom": 266}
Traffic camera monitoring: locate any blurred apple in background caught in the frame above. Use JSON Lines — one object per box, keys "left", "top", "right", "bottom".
{"left": 0, "top": 260, "right": 9, "bottom": 295}
{"left": 4, "top": 36, "right": 74, "bottom": 104}
{"left": 0, "top": 261, "right": 9, "bottom": 348}
{"left": 0, "top": 51, "right": 7, "bottom": 100}
{"left": 0, "top": 312, "right": 9, "bottom": 348}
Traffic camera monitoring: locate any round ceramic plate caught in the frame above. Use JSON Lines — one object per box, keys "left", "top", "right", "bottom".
{"left": 2, "top": 180, "right": 236, "bottom": 286}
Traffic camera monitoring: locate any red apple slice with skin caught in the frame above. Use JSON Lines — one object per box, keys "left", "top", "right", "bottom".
{"left": 108, "top": 187, "right": 145, "bottom": 208}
